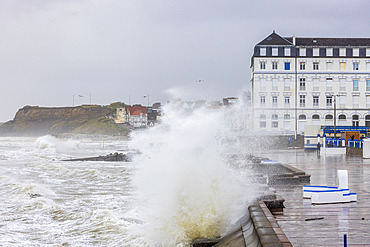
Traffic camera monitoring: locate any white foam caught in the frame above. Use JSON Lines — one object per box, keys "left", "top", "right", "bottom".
{"left": 127, "top": 103, "right": 256, "bottom": 246}
{"left": 35, "top": 135, "right": 81, "bottom": 153}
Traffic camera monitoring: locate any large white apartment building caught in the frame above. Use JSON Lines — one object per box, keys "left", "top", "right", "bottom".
{"left": 251, "top": 31, "right": 370, "bottom": 135}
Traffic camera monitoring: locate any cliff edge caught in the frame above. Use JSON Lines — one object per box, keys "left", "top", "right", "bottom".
{"left": 0, "top": 104, "right": 131, "bottom": 136}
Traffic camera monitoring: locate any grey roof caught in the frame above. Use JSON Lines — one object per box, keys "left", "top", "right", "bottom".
{"left": 256, "top": 32, "right": 370, "bottom": 47}
{"left": 257, "top": 31, "right": 293, "bottom": 46}
{"left": 285, "top": 37, "right": 370, "bottom": 47}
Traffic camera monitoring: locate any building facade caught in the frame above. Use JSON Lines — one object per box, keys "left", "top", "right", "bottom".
{"left": 251, "top": 32, "right": 370, "bottom": 135}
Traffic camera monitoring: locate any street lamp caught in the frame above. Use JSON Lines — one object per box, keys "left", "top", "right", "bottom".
{"left": 332, "top": 94, "right": 340, "bottom": 138}
{"left": 143, "top": 94, "right": 150, "bottom": 107}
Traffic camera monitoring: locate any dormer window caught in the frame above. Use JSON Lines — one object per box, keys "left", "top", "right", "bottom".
{"left": 313, "top": 48, "right": 319, "bottom": 56}
{"left": 326, "top": 48, "right": 333, "bottom": 56}
{"left": 272, "top": 48, "right": 278, "bottom": 56}
{"left": 260, "top": 48, "right": 266, "bottom": 56}
{"left": 353, "top": 48, "right": 359, "bottom": 57}
{"left": 340, "top": 48, "right": 346, "bottom": 56}
{"left": 284, "top": 48, "right": 291, "bottom": 56}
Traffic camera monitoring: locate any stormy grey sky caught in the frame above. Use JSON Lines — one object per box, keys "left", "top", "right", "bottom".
{"left": 0, "top": 0, "right": 369, "bottom": 121}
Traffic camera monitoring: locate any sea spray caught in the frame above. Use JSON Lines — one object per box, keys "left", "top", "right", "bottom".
{"left": 128, "top": 103, "right": 257, "bottom": 246}
{"left": 35, "top": 135, "right": 81, "bottom": 153}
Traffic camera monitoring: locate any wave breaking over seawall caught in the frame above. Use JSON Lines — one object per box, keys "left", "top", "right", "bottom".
{"left": 125, "top": 103, "right": 258, "bottom": 246}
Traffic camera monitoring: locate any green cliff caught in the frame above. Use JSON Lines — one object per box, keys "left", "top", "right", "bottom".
{"left": 0, "top": 104, "right": 131, "bottom": 136}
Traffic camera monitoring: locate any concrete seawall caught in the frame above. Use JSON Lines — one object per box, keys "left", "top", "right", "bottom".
{"left": 193, "top": 199, "right": 292, "bottom": 247}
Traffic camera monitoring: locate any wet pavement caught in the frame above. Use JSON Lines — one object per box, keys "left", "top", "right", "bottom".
{"left": 258, "top": 149, "right": 370, "bottom": 246}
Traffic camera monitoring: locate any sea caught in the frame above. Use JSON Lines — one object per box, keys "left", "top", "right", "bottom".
{"left": 0, "top": 105, "right": 259, "bottom": 246}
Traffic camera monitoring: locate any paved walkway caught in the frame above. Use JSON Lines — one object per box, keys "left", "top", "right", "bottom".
{"left": 258, "top": 149, "right": 370, "bottom": 246}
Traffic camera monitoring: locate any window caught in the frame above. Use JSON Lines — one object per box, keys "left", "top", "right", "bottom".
{"left": 313, "top": 62, "right": 319, "bottom": 70}
{"left": 353, "top": 95, "right": 359, "bottom": 108}
{"left": 284, "top": 78, "right": 290, "bottom": 91}
{"left": 260, "top": 61, "right": 266, "bottom": 70}
{"left": 260, "top": 78, "right": 266, "bottom": 91}
{"left": 272, "top": 96, "right": 278, "bottom": 107}
{"left": 313, "top": 48, "right": 319, "bottom": 56}
{"left": 260, "top": 96, "right": 266, "bottom": 107}
{"left": 299, "top": 78, "right": 306, "bottom": 90}
{"left": 312, "top": 114, "right": 320, "bottom": 125}
{"left": 340, "top": 62, "right": 346, "bottom": 71}
{"left": 353, "top": 62, "right": 359, "bottom": 70}
{"left": 260, "top": 48, "right": 266, "bottom": 56}
{"left": 367, "top": 48, "right": 370, "bottom": 57}
{"left": 285, "top": 62, "right": 290, "bottom": 70}
{"left": 326, "top": 48, "right": 333, "bottom": 56}
{"left": 271, "top": 114, "right": 278, "bottom": 128}
{"left": 326, "top": 78, "right": 333, "bottom": 91}
{"left": 300, "top": 95, "right": 306, "bottom": 107}
{"left": 313, "top": 78, "right": 319, "bottom": 91}
{"left": 299, "top": 115, "right": 306, "bottom": 120}
{"left": 313, "top": 96, "right": 319, "bottom": 107}
{"left": 339, "top": 78, "right": 346, "bottom": 91}
{"left": 367, "top": 79, "right": 370, "bottom": 91}
{"left": 284, "top": 96, "right": 290, "bottom": 106}
{"left": 272, "top": 61, "right": 278, "bottom": 70}
{"left": 300, "top": 62, "right": 306, "bottom": 70}
{"left": 326, "top": 96, "right": 332, "bottom": 107}
{"left": 284, "top": 48, "right": 291, "bottom": 56}
{"left": 338, "top": 115, "right": 346, "bottom": 126}
{"left": 283, "top": 114, "right": 290, "bottom": 130}
{"left": 325, "top": 115, "right": 333, "bottom": 125}
{"left": 353, "top": 48, "right": 359, "bottom": 57}
{"left": 339, "top": 95, "right": 346, "bottom": 108}
{"left": 260, "top": 114, "right": 266, "bottom": 128}
{"left": 366, "top": 115, "right": 370, "bottom": 127}
{"left": 340, "top": 48, "right": 346, "bottom": 57}
{"left": 352, "top": 115, "right": 359, "bottom": 127}
{"left": 300, "top": 48, "right": 306, "bottom": 56}
{"left": 353, "top": 79, "right": 359, "bottom": 91}
{"left": 272, "top": 48, "right": 278, "bottom": 56}
{"left": 326, "top": 62, "right": 333, "bottom": 70}
{"left": 272, "top": 78, "right": 278, "bottom": 91}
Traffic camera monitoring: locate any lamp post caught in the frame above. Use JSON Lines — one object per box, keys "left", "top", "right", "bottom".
{"left": 334, "top": 95, "right": 337, "bottom": 138}
{"left": 143, "top": 94, "right": 150, "bottom": 107}
{"left": 332, "top": 94, "right": 340, "bottom": 138}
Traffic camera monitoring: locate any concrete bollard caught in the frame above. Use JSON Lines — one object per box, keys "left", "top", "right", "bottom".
{"left": 337, "top": 170, "right": 348, "bottom": 190}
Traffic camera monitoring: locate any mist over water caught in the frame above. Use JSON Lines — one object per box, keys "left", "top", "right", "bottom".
{"left": 126, "top": 103, "right": 258, "bottom": 246}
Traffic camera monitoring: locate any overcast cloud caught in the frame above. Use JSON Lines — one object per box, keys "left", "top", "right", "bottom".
{"left": 0, "top": 0, "right": 369, "bottom": 121}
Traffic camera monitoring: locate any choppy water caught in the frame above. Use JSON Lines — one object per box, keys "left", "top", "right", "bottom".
{"left": 0, "top": 136, "right": 134, "bottom": 246}
{"left": 0, "top": 107, "right": 258, "bottom": 246}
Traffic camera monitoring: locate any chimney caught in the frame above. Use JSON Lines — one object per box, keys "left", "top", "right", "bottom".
{"left": 293, "top": 35, "right": 296, "bottom": 45}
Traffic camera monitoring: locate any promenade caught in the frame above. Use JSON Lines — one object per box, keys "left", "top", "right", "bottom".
{"left": 260, "top": 149, "right": 370, "bottom": 246}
